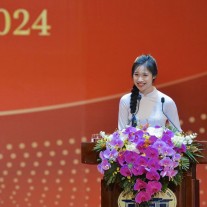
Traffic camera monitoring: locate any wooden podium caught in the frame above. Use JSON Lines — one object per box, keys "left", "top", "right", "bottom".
{"left": 81, "top": 141, "right": 207, "bottom": 207}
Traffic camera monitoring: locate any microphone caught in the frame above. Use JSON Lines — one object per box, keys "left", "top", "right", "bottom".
{"left": 161, "top": 97, "right": 180, "bottom": 132}
{"left": 132, "top": 94, "right": 142, "bottom": 127}
{"left": 137, "top": 94, "right": 142, "bottom": 112}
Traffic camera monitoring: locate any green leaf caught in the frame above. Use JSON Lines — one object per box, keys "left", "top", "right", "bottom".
{"left": 180, "top": 156, "right": 190, "bottom": 171}
{"left": 93, "top": 139, "right": 106, "bottom": 152}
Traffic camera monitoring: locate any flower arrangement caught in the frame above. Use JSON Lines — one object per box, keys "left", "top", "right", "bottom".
{"left": 94, "top": 125, "right": 203, "bottom": 207}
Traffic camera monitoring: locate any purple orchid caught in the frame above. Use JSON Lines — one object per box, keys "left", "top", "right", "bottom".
{"left": 123, "top": 126, "right": 137, "bottom": 135}
{"left": 149, "top": 135, "right": 158, "bottom": 144}
{"left": 145, "top": 146, "right": 159, "bottom": 159}
{"left": 146, "top": 168, "right": 160, "bottom": 181}
{"left": 125, "top": 151, "right": 138, "bottom": 163}
{"left": 136, "top": 139, "right": 146, "bottom": 153}
{"left": 174, "top": 144, "right": 187, "bottom": 153}
{"left": 120, "top": 164, "right": 133, "bottom": 177}
{"left": 100, "top": 148, "right": 118, "bottom": 161}
{"left": 119, "top": 151, "right": 145, "bottom": 177}
{"left": 136, "top": 156, "right": 148, "bottom": 167}
{"left": 163, "top": 129, "right": 174, "bottom": 138}
{"left": 160, "top": 146, "right": 176, "bottom": 157}
{"left": 132, "top": 165, "right": 146, "bottom": 176}
{"left": 160, "top": 166, "right": 178, "bottom": 178}
{"left": 146, "top": 181, "right": 162, "bottom": 195}
{"left": 135, "top": 190, "right": 151, "bottom": 204}
{"left": 97, "top": 159, "right": 111, "bottom": 174}
{"left": 161, "top": 133, "right": 174, "bottom": 147}
{"left": 172, "top": 153, "right": 181, "bottom": 161}
{"left": 117, "top": 151, "right": 126, "bottom": 166}
{"left": 132, "top": 130, "right": 144, "bottom": 143}
{"left": 147, "top": 158, "right": 161, "bottom": 170}
{"left": 110, "top": 132, "right": 124, "bottom": 148}
{"left": 152, "top": 140, "right": 167, "bottom": 153}
{"left": 134, "top": 178, "right": 147, "bottom": 191}
{"left": 159, "top": 157, "right": 173, "bottom": 167}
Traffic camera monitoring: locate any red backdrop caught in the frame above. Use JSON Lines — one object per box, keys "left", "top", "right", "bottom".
{"left": 0, "top": 1, "right": 206, "bottom": 206}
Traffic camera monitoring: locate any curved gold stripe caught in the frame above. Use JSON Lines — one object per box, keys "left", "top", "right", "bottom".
{"left": 0, "top": 93, "right": 125, "bottom": 116}
{"left": 156, "top": 71, "right": 207, "bottom": 88}
{"left": 0, "top": 72, "right": 206, "bottom": 116}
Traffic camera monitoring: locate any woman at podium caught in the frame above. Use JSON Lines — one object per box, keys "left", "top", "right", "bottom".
{"left": 118, "top": 54, "right": 181, "bottom": 132}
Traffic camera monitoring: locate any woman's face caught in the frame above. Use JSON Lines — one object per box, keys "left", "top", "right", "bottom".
{"left": 133, "top": 65, "right": 155, "bottom": 95}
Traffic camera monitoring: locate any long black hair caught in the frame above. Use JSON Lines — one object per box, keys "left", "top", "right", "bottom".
{"left": 130, "top": 54, "right": 158, "bottom": 114}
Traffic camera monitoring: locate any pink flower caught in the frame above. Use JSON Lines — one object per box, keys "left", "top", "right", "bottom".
{"left": 134, "top": 179, "right": 147, "bottom": 191}
{"left": 132, "top": 165, "right": 146, "bottom": 176}
{"left": 145, "top": 146, "right": 159, "bottom": 159}
{"left": 147, "top": 158, "right": 161, "bottom": 170}
{"left": 146, "top": 169, "right": 160, "bottom": 181}
{"left": 135, "top": 156, "right": 148, "bottom": 166}
{"left": 120, "top": 165, "right": 132, "bottom": 177}
{"left": 135, "top": 191, "right": 151, "bottom": 203}
{"left": 146, "top": 181, "right": 162, "bottom": 195}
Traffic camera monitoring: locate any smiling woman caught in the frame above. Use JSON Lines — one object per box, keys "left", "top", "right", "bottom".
{"left": 118, "top": 55, "right": 181, "bottom": 132}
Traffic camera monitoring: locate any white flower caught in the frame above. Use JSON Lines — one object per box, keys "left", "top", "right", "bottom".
{"left": 119, "top": 133, "right": 128, "bottom": 142}
{"left": 125, "top": 143, "right": 139, "bottom": 153}
{"left": 171, "top": 135, "right": 185, "bottom": 147}
{"left": 107, "top": 134, "right": 113, "bottom": 141}
{"left": 183, "top": 133, "right": 197, "bottom": 145}
{"left": 146, "top": 127, "right": 164, "bottom": 138}
{"left": 99, "top": 131, "right": 112, "bottom": 141}
{"left": 100, "top": 131, "right": 106, "bottom": 138}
